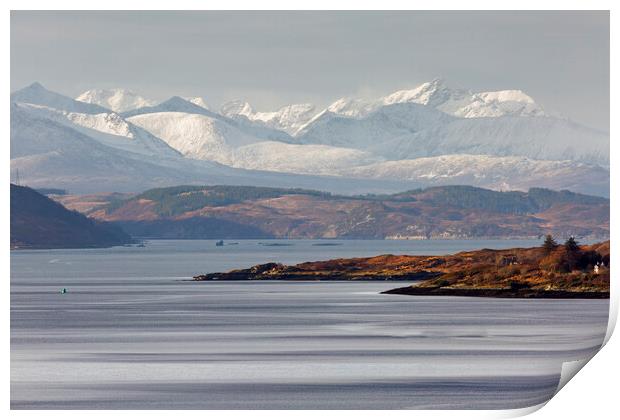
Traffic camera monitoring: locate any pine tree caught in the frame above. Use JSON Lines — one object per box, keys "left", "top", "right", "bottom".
{"left": 564, "top": 236, "right": 579, "bottom": 253}
{"left": 564, "top": 236, "right": 580, "bottom": 271}
{"left": 542, "top": 234, "right": 558, "bottom": 254}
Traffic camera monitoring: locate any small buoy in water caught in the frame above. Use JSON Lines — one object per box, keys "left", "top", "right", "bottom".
{"left": 60, "top": 288, "right": 67, "bottom": 294}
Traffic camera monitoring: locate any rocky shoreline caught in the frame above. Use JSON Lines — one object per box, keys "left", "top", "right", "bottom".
{"left": 192, "top": 263, "right": 441, "bottom": 282}
{"left": 381, "top": 286, "right": 609, "bottom": 299}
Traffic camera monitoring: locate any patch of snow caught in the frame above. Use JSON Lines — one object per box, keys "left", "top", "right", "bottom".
{"left": 231, "top": 142, "right": 380, "bottom": 174}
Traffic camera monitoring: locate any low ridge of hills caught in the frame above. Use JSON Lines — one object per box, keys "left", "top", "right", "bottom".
{"left": 52, "top": 184, "right": 609, "bottom": 240}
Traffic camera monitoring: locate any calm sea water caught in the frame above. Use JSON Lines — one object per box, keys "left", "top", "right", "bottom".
{"left": 11, "top": 239, "right": 609, "bottom": 409}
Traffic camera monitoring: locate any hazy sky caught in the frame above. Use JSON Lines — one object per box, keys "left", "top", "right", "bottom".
{"left": 11, "top": 11, "right": 609, "bottom": 130}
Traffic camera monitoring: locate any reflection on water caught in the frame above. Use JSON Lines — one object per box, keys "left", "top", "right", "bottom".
{"left": 11, "top": 240, "right": 608, "bottom": 409}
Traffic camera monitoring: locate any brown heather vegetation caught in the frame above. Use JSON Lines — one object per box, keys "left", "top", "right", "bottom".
{"left": 194, "top": 240, "right": 610, "bottom": 298}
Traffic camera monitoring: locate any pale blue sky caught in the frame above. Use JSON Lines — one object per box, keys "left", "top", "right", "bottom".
{"left": 11, "top": 11, "right": 609, "bottom": 130}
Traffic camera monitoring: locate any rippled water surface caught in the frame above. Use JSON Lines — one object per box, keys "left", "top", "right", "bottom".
{"left": 11, "top": 239, "right": 609, "bottom": 409}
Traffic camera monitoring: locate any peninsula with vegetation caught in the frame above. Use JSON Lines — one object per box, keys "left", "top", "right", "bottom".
{"left": 194, "top": 237, "right": 610, "bottom": 299}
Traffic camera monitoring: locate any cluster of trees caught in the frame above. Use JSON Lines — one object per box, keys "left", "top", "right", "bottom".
{"left": 527, "top": 188, "right": 607, "bottom": 208}
{"left": 401, "top": 186, "right": 606, "bottom": 215}
{"left": 416, "top": 186, "right": 535, "bottom": 214}
{"left": 542, "top": 234, "right": 579, "bottom": 255}
{"left": 540, "top": 235, "right": 606, "bottom": 273}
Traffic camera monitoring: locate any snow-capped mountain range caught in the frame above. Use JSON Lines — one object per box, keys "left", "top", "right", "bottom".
{"left": 214, "top": 78, "right": 547, "bottom": 136}
{"left": 380, "top": 79, "right": 546, "bottom": 118}
{"left": 10, "top": 80, "right": 609, "bottom": 196}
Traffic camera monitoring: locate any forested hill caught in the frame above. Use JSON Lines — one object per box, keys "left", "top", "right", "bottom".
{"left": 99, "top": 184, "right": 608, "bottom": 217}
{"left": 53, "top": 184, "right": 610, "bottom": 240}
{"left": 386, "top": 185, "right": 608, "bottom": 214}
{"left": 10, "top": 184, "right": 132, "bottom": 249}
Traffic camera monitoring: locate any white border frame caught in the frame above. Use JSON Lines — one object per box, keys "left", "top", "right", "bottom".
{"left": 4, "top": 2, "right": 616, "bottom": 419}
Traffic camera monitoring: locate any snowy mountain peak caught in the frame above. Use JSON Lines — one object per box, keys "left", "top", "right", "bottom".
{"left": 185, "top": 97, "right": 210, "bottom": 110}
{"left": 459, "top": 89, "right": 545, "bottom": 118}
{"left": 359, "top": 79, "right": 546, "bottom": 119}
{"left": 12, "top": 82, "right": 110, "bottom": 115}
{"left": 274, "top": 103, "right": 315, "bottom": 117}
{"left": 476, "top": 89, "right": 535, "bottom": 104}
{"left": 325, "top": 97, "right": 375, "bottom": 118}
{"left": 220, "top": 101, "right": 316, "bottom": 135}
{"left": 25, "top": 81, "right": 45, "bottom": 91}
{"left": 120, "top": 96, "right": 219, "bottom": 119}
{"left": 320, "top": 80, "right": 461, "bottom": 120}
{"left": 162, "top": 96, "right": 193, "bottom": 107}
{"left": 220, "top": 100, "right": 255, "bottom": 118}
{"left": 75, "top": 88, "right": 156, "bottom": 113}
{"left": 382, "top": 78, "right": 471, "bottom": 110}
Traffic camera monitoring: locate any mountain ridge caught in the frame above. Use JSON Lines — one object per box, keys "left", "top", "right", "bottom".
{"left": 12, "top": 82, "right": 110, "bottom": 114}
